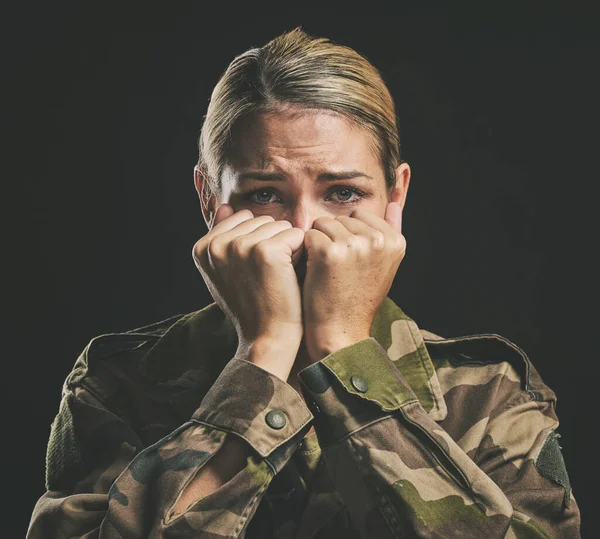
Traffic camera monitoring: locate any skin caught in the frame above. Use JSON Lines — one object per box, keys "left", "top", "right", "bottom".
{"left": 176, "top": 108, "right": 411, "bottom": 514}
{"left": 193, "top": 108, "right": 410, "bottom": 394}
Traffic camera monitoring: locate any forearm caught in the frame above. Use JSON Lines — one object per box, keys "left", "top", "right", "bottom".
{"left": 172, "top": 434, "right": 252, "bottom": 517}
{"left": 173, "top": 337, "right": 302, "bottom": 515}
{"left": 298, "top": 337, "right": 580, "bottom": 538}
{"left": 29, "top": 353, "right": 314, "bottom": 538}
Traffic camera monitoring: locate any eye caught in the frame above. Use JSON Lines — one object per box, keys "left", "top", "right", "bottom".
{"left": 246, "top": 189, "right": 277, "bottom": 205}
{"left": 328, "top": 187, "right": 366, "bottom": 204}
{"left": 242, "top": 186, "right": 367, "bottom": 205}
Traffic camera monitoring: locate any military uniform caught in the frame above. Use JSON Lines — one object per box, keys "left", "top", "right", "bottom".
{"left": 26, "top": 296, "right": 581, "bottom": 537}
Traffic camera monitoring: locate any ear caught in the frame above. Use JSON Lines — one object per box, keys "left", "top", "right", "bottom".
{"left": 388, "top": 161, "right": 411, "bottom": 210}
{"left": 194, "top": 165, "right": 218, "bottom": 230}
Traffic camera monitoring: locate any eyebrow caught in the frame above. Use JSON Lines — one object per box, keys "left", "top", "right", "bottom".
{"left": 237, "top": 170, "right": 373, "bottom": 182}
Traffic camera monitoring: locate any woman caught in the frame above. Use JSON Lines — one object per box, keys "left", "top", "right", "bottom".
{"left": 26, "top": 27, "right": 581, "bottom": 538}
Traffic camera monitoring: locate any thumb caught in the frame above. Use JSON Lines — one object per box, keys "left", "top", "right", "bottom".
{"left": 385, "top": 202, "right": 403, "bottom": 233}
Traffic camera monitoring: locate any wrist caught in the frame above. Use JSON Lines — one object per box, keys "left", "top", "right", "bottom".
{"left": 306, "top": 334, "right": 371, "bottom": 363}
{"left": 237, "top": 335, "right": 301, "bottom": 383}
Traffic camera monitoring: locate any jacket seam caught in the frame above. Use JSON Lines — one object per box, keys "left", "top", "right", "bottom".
{"left": 425, "top": 333, "right": 535, "bottom": 392}
{"left": 320, "top": 414, "right": 399, "bottom": 450}
{"left": 408, "top": 322, "right": 443, "bottom": 415}
{"left": 232, "top": 474, "right": 271, "bottom": 539}
{"left": 190, "top": 417, "right": 312, "bottom": 461}
{"left": 348, "top": 435, "right": 405, "bottom": 538}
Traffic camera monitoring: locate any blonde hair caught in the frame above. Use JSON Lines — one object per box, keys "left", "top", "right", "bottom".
{"left": 197, "top": 27, "right": 402, "bottom": 206}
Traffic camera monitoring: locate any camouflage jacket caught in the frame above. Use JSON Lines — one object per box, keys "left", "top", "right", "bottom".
{"left": 27, "top": 296, "right": 581, "bottom": 538}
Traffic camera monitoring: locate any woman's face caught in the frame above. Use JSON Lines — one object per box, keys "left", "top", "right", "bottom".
{"left": 195, "top": 108, "right": 410, "bottom": 278}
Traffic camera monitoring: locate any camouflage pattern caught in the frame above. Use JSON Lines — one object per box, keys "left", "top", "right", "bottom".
{"left": 26, "top": 296, "right": 581, "bottom": 538}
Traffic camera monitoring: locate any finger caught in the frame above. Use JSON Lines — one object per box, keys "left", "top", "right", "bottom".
{"left": 263, "top": 226, "right": 306, "bottom": 263}
{"left": 350, "top": 205, "right": 398, "bottom": 241}
{"left": 334, "top": 215, "right": 375, "bottom": 236}
{"left": 193, "top": 205, "right": 254, "bottom": 263}
{"left": 227, "top": 219, "right": 293, "bottom": 249}
{"left": 219, "top": 215, "right": 283, "bottom": 243}
{"left": 303, "top": 228, "right": 332, "bottom": 256}
{"left": 384, "top": 202, "right": 403, "bottom": 234}
{"left": 209, "top": 205, "right": 254, "bottom": 236}
{"left": 311, "top": 216, "right": 354, "bottom": 242}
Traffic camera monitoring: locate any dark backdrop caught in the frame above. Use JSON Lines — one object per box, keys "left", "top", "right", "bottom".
{"left": 4, "top": 5, "right": 597, "bottom": 537}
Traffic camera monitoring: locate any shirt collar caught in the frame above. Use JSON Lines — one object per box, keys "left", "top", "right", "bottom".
{"left": 138, "top": 296, "right": 447, "bottom": 421}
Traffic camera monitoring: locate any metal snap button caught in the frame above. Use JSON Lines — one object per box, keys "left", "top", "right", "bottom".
{"left": 350, "top": 375, "right": 368, "bottom": 393}
{"left": 265, "top": 409, "right": 287, "bottom": 429}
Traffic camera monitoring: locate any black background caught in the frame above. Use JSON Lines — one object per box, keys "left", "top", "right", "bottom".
{"left": 4, "top": 5, "right": 597, "bottom": 537}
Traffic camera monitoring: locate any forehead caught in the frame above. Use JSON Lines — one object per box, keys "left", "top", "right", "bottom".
{"left": 228, "top": 109, "right": 380, "bottom": 171}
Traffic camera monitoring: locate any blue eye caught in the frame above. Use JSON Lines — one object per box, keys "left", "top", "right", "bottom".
{"left": 243, "top": 186, "right": 367, "bottom": 206}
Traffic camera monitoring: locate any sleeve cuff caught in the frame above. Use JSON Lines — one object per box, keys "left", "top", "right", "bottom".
{"left": 191, "top": 358, "right": 314, "bottom": 463}
{"left": 298, "top": 337, "right": 419, "bottom": 446}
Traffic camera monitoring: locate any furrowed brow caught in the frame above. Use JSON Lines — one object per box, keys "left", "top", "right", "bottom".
{"left": 237, "top": 170, "right": 373, "bottom": 182}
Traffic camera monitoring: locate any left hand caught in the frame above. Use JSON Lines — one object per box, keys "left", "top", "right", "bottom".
{"left": 301, "top": 201, "right": 406, "bottom": 362}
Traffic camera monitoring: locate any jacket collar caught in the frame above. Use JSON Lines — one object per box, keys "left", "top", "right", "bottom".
{"left": 138, "top": 296, "right": 448, "bottom": 421}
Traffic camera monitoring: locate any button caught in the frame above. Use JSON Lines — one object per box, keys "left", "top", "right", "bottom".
{"left": 350, "top": 375, "right": 368, "bottom": 393}
{"left": 265, "top": 409, "right": 287, "bottom": 429}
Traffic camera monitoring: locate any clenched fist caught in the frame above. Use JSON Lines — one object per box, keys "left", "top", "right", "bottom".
{"left": 192, "top": 204, "right": 306, "bottom": 382}
{"left": 301, "top": 202, "right": 406, "bottom": 362}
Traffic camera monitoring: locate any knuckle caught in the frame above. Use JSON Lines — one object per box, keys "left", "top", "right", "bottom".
{"left": 324, "top": 244, "right": 343, "bottom": 262}
{"left": 348, "top": 234, "right": 367, "bottom": 248}
{"left": 229, "top": 235, "right": 247, "bottom": 255}
{"left": 303, "top": 229, "right": 318, "bottom": 244}
{"left": 253, "top": 240, "right": 274, "bottom": 261}
{"left": 192, "top": 240, "right": 203, "bottom": 260}
{"left": 207, "top": 237, "right": 226, "bottom": 261}
{"left": 347, "top": 236, "right": 362, "bottom": 249}
{"left": 371, "top": 231, "right": 385, "bottom": 250}
{"left": 395, "top": 234, "right": 407, "bottom": 253}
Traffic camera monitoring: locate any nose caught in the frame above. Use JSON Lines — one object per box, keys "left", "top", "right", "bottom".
{"left": 285, "top": 202, "right": 332, "bottom": 232}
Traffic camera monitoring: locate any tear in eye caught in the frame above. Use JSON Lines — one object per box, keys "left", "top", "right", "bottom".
{"left": 242, "top": 186, "right": 367, "bottom": 206}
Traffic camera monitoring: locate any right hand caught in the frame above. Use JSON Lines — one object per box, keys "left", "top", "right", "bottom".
{"left": 192, "top": 204, "right": 306, "bottom": 378}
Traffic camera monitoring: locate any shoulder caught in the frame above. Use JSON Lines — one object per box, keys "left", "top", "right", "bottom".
{"left": 61, "top": 302, "right": 236, "bottom": 435}
{"left": 420, "top": 327, "right": 555, "bottom": 404}
{"left": 47, "top": 309, "right": 217, "bottom": 483}
{"left": 45, "top": 312, "right": 199, "bottom": 492}
{"left": 65, "top": 311, "right": 192, "bottom": 390}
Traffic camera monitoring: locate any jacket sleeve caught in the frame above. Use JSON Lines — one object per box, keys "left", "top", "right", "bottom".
{"left": 297, "top": 337, "right": 581, "bottom": 539}
{"left": 26, "top": 357, "right": 313, "bottom": 538}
